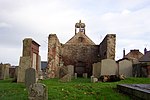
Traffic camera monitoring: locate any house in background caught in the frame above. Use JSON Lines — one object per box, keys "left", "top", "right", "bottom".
{"left": 123, "top": 49, "right": 143, "bottom": 64}
{"left": 133, "top": 48, "right": 150, "bottom": 77}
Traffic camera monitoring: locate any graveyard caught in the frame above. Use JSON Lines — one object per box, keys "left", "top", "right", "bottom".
{"left": 0, "top": 77, "right": 149, "bottom": 100}
{"left": 0, "top": 20, "right": 150, "bottom": 100}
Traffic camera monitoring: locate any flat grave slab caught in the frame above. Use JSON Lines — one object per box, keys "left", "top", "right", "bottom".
{"left": 117, "top": 84, "right": 150, "bottom": 100}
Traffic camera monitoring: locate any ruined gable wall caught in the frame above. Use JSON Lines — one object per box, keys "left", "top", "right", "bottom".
{"left": 61, "top": 44, "right": 99, "bottom": 76}
{"left": 99, "top": 34, "right": 116, "bottom": 60}
{"left": 47, "top": 34, "right": 61, "bottom": 78}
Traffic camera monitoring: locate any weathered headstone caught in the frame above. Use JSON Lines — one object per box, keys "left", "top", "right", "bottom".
{"left": 0, "top": 63, "right": 10, "bottom": 80}
{"left": 0, "top": 63, "right": 3, "bottom": 79}
{"left": 91, "top": 76, "right": 94, "bottom": 82}
{"left": 17, "top": 56, "right": 32, "bottom": 82}
{"left": 59, "top": 66, "right": 72, "bottom": 82}
{"left": 67, "top": 65, "right": 74, "bottom": 78}
{"left": 28, "top": 83, "right": 48, "bottom": 100}
{"left": 118, "top": 59, "right": 132, "bottom": 77}
{"left": 25, "top": 68, "right": 36, "bottom": 89}
{"left": 59, "top": 66, "right": 68, "bottom": 78}
{"left": 59, "top": 74, "right": 71, "bottom": 82}
{"left": 93, "top": 78, "right": 98, "bottom": 83}
{"left": 101, "top": 59, "right": 117, "bottom": 75}
{"left": 74, "top": 73, "right": 77, "bottom": 79}
{"left": 92, "top": 62, "right": 101, "bottom": 78}
{"left": 83, "top": 73, "right": 88, "bottom": 78}
{"left": 3, "top": 64, "right": 10, "bottom": 79}
{"left": 91, "top": 76, "right": 98, "bottom": 83}
{"left": 9, "top": 67, "right": 15, "bottom": 78}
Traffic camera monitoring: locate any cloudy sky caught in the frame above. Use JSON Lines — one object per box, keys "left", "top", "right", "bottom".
{"left": 0, "top": 0, "right": 150, "bottom": 65}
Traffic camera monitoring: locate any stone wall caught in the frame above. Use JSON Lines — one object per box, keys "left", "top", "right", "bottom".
{"left": 47, "top": 34, "right": 61, "bottom": 78}
{"left": 47, "top": 22, "right": 116, "bottom": 78}
{"left": 62, "top": 45, "right": 99, "bottom": 76}
{"left": 99, "top": 34, "right": 116, "bottom": 60}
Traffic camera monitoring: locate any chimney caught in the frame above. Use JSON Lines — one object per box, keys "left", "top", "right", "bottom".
{"left": 123, "top": 48, "right": 125, "bottom": 58}
{"left": 144, "top": 48, "right": 147, "bottom": 54}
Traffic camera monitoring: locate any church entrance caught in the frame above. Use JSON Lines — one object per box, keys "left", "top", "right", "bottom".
{"left": 75, "top": 61, "right": 86, "bottom": 77}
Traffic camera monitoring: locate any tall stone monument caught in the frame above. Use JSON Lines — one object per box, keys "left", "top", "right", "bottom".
{"left": 17, "top": 38, "right": 41, "bottom": 82}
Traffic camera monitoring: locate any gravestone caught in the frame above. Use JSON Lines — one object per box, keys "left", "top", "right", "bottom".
{"left": 25, "top": 68, "right": 36, "bottom": 89}
{"left": 59, "top": 74, "right": 71, "bottom": 82}
{"left": 0, "top": 63, "right": 2, "bottom": 79}
{"left": 17, "top": 56, "right": 32, "bottom": 82}
{"left": 74, "top": 73, "right": 77, "bottom": 79}
{"left": 91, "top": 76, "right": 98, "bottom": 83}
{"left": 0, "top": 63, "right": 10, "bottom": 80}
{"left": 91, "top": 76, "right": 94, "bottom": 82}
{"left": 67, "top": 65, "right": 74, "bottom": 78}
{"left": 101, "top": 59, "right": 117, "bottom": 75}
{"left": 59, "top": 66, "right": 68, "bottom": 78}
{"left": 28, "top": 83, "right": 48, "bottom": 100}
{"left": 83, "top": 73, "right": 87, "bottom": 78}
{"left": 119, "top": 59, "right": 132, "bottom": 77}
{"left": 92, "top": 62, "right": 101, "bottom": 78}
{"left": 59, "top": 66, "right": 71, "bottom": 82}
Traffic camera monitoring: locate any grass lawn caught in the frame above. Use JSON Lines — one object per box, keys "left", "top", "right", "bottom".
{"left": 0, "top": 77, "right": 150, "bottom": 100}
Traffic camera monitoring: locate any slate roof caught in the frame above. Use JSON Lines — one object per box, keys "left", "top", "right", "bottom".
{"left": 125, "top": 49, "right": 143, "bottom": 60}
{"left": 139, "top": 51, "right": 150, "bottom": 62}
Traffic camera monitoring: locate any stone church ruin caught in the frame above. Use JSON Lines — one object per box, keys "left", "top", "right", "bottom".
{"left": 46, "top": 20, "right": 116, "bottom": 78}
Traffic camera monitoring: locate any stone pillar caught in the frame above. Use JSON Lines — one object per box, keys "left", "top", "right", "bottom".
{"left": 99, "top": 34, "right": 116, "bottom": 60}
{"left": 47, "top": 34, "right": 61, "bottom": 78}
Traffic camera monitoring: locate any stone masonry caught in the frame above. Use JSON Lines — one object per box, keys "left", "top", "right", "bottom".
{"left": 47, "top": 20, "right": 116, "bottom": 78}
{"left": 0, "top": 63, "right": 10, "bottom": 80}
{"left": 17, "top": 38, "right": 41, "bottom": 82}
{"left": 46, "top": 34, "right": 61, "bottom": 78}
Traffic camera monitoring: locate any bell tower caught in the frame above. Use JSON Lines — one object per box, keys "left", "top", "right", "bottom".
{"left": 75, "top": 20, "right": 85, "bottom": 34}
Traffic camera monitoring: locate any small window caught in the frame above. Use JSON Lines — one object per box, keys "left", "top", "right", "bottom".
{"left": 78, "top": 37, "right": 84, "bottom": 42}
